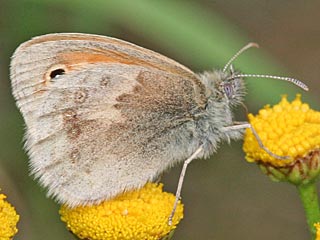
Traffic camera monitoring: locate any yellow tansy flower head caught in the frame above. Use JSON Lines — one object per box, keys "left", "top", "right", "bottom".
{"left": 315, "top": 223, "right": 320, "bottom": 240}
{"left": 243, "top": 95, "right": 320, "bottom": 184}
{"left": 0, "top": 192, "right": 19, "bottom": 239}
{"left": 59, "top": 183, "right": 183, "bottom": 240}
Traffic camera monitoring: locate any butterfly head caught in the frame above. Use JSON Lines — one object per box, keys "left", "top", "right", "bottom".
{"left": 199, "top": 69, "right": 246, "bottom": 109}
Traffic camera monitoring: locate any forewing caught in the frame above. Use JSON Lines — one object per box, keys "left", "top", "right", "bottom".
{"left": 10, "top": 33, "right": 206, "bottom": 206}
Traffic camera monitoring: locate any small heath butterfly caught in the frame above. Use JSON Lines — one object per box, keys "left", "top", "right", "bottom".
{"left": 10, "top": 33, "right": 308, "bottom": 221}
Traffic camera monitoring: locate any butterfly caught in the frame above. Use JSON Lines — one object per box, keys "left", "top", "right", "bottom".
{"left": 10, "top": 33, "right": 308, "bottom": 222}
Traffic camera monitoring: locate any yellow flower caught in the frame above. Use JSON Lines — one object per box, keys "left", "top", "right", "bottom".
{"left": 315, "top": 223, "right": 320, "bottom": 240}
{"left": 243, "top": 95, "right": 320, "bottom": 184}
{"left": 59, "top": 183, "right": 183, "bottom": 240}
{"left": 0, "top": 192, "right": 19, "bottom": 240}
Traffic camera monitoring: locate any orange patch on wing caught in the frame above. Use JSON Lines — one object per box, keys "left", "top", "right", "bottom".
{"left": 58, "top": 51, "right": 156, "bottom": 69}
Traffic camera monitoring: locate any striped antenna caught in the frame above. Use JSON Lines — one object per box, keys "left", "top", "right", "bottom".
{"left": 228, "top": 74, "right": 309, "bottom": 91}
{"left": 223, "top": 42, "right": 259, "bottom": 72}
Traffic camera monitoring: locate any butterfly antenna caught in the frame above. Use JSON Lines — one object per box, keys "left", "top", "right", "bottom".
{"left": 229, "top": 74, "right": 309, "bottom": 91}
{"left": 223, "top": 42, "right": 259, "bottom": 72}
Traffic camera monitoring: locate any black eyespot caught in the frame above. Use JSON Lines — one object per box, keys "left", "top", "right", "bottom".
{"left": 45, "top": 64, "right": 68, "bottom": 83}
{"left": 50, "top": 68, "right": 65, "bottom": 79}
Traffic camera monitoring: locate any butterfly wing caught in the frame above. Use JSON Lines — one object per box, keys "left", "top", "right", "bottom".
{"left": 10, "top": 33, "right": 207, "bottom": 206}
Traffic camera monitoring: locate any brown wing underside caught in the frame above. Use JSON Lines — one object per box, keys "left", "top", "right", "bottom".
{"left": 10, "top": 33, "right": 208, "bottom": 205}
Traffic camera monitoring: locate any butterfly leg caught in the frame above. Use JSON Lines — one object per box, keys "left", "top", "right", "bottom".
{"left": 222, "top": 122, "right": 289, "bottom": 160}
{"left": 168, "top": 145, "right": 204, "bottom": 225}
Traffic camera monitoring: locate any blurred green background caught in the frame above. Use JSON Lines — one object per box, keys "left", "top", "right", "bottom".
{"left": 0, "top": 0, "right": 319, "bottom": 239}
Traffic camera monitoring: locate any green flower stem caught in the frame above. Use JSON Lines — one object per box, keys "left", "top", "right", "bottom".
{"left": 297, "top": 182, "right": 320, "bottom": 239}
{"left": 160, "top": 230, "right": 175, "bottom": 240}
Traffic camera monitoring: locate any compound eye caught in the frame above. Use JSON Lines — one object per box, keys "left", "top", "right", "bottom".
{"left": 223, "top": 82, "right": 234, "bottom": 98}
